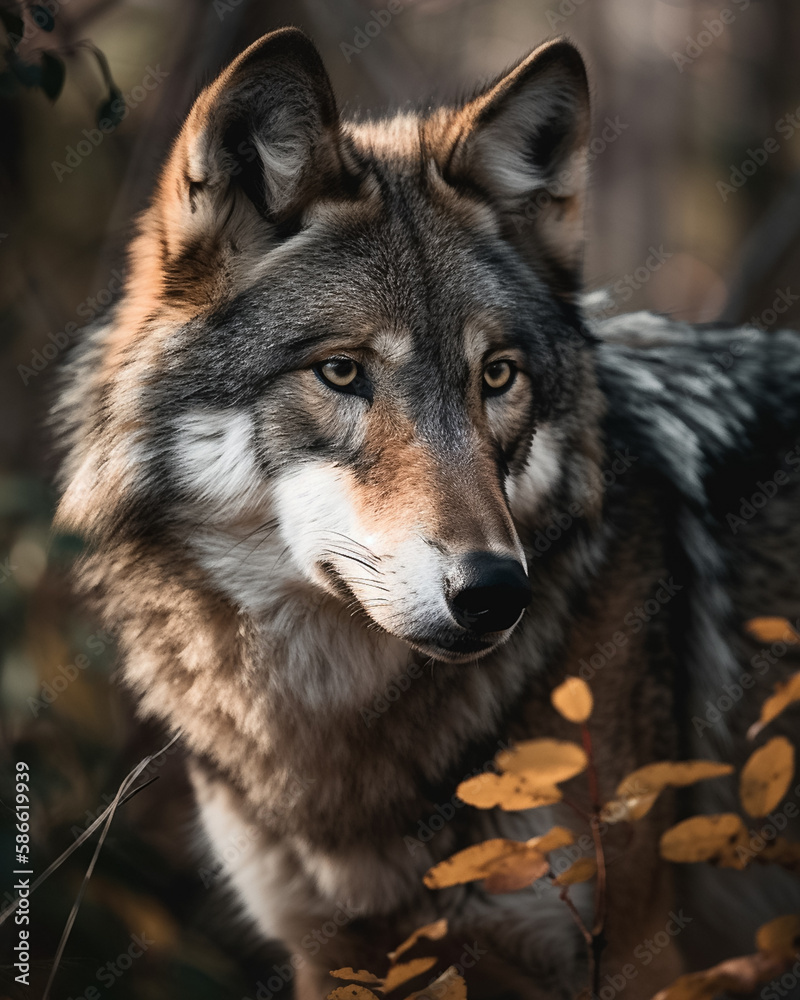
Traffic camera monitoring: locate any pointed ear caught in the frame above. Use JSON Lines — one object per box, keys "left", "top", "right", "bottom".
{"left": 443, "top": 39, "right": 590, "bottom": 296}
{"left": 155, "top": 28, "right": 342, "bottom": 259}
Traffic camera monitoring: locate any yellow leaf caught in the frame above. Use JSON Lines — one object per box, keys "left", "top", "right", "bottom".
{"left": 553, "top": 857, "right": 597, "bottom": 886}
{"left": 756, "top": 915, "right": 800, "bottom": 960}
{"left": 527, "top": 826, "right": 576, "bottom": 853}
{"left": 382, "top": 957, "right": 437, "bottom": 992}
{"left": 660, "top": 814, "right": 749, "bottom": 868}
{"left": 483, "top": 850, "right": 550, "bottom": 894}
{"left": 478, "top": 825, "right": 576, "bottom": 893}
{"left": 456, "top": 771, "right": 562, "bottom": 811}
{"left": 330, "top": 969, "right": 382, "bottom": 984}
{"left": 551, "top": 676, "right": 593, "bottom": 723}
{"left": 616, "top": 761, "right": 734, "bottom": 798}
{"left": 327, "top": 987, "right": 381, "bottom": 1000}
{"left": 602, "top": 761, "right": 732, "bottom": 824}
{"left": 387, "top": 919, "right": 448, "bottom": 963}
{"left": 740, "top": 737, "right": 795, "bottom": 818}
{"left": 405, "top": 966, "right": 467, "bottom": 1000}
{"left": 424, "top": 839, "right": 547, "bottom": 890}
{"left": 746, "top": 617, "right": 800, "bottom": 644}
{"left": 496, "top": 739, "right": 588, "bottom": 783}
{"left": 748, "top": 673, "right": 800, "bottom": 739}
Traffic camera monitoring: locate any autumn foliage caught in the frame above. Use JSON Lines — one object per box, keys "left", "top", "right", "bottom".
{"left": 327, "top": 618, "right": 800, "bottom": 1000}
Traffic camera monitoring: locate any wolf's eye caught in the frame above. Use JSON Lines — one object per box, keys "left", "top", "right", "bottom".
{"left": 319, "top": 358, "right": 357, "bottom": 386}
{"left": 313, "top": 357, "right": 371, "bottom": 399}
{"left": 483, "top": 360, "right": 516, "bottom": 395}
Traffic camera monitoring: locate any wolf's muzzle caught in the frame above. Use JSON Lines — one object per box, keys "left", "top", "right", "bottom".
{"left": 449, "top": 552, "right": 531, "bottom": 634}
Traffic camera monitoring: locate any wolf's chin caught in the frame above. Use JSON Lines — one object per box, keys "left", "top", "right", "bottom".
{"left": 402, "top": 631, "right": 512, "bottom": 663}
{"left": 410, "top": 642, "right": 497, "bottom": 664}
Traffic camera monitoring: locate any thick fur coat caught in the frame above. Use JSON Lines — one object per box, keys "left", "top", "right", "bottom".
{"left": 55, "top": 29, "right": 800, "bottom": 1000}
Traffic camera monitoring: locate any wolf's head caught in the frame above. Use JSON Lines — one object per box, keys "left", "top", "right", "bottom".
{"left": 57, "top": 29, "right": 602, "bottom": 665}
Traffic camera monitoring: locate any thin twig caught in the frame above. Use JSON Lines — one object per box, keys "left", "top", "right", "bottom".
{"left": 581, "top": 723, "right": 600, "bottom": 809}
{"left": 581, "top": 722, "right": 608, "bottom": 995}
{"left": 590, "top": 815, "right": 607, "bottom": 937}
{"left": 558, "top": 884, "right": 595, "bottom": 990}
{"left": 562, "top": 795, "right": 591, "bottom": 822}
{"left": 40, "top": 733, "right": 182, "bottom": 1000}
{"left": 0, "top": 735, "right": 179, "bottom": 926}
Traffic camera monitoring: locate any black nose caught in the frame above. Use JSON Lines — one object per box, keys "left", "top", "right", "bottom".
{"left": 449, "top": 553, "right": 531, "bottom": 635}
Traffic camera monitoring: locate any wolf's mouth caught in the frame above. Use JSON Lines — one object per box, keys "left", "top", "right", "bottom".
{"left": 413, "top": 634, "right": 497, "bottom": 658}
{"left": 318, "top": 562, "right": 521, "bottom": 662}
{"left": 406, "top": 631, "right": 509, "bottom": 663}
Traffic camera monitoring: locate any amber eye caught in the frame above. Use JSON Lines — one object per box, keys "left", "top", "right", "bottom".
{"left": 483, "top": 360, "right": 516, "bottom": 395}
{"left": 318, "top": 358, "right": 358, "bottom": 388}
{"left": 313, "top": 357, "right": 372, "bottom": 400}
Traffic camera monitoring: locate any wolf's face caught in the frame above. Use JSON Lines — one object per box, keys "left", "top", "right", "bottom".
{"left": 58, "top": 30, "right": 595, "bottom": 664}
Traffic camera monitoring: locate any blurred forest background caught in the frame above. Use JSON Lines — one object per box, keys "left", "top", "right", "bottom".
{"left": 1, "top": 0, "right": 800, "bottom": 997}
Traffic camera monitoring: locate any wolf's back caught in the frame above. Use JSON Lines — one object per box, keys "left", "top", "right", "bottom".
{"left": 593, "top": 310, "right": 800, "bottom": 700}
{"left": 591, "top": 309, "right": 800, "bottom": 965}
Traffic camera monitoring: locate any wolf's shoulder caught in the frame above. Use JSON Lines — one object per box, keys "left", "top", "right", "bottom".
{"left": 590, "top": 310, "right": 800, "bottom": 503}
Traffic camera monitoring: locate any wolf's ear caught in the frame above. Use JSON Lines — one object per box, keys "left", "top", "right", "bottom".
{"left": 156, "top": 28, "right": 340, "bottom": 258}
{"left": 443, "top": 39, "right": 590, "bottom": 296}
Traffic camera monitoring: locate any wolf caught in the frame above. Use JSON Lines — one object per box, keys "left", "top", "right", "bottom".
{"left": 54, "top": 27, "right": 800, "bottom": 1000}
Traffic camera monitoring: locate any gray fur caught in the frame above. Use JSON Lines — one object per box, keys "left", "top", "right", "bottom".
{"left": 54, "top": 29, "right": 800, "bottom": 1000}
